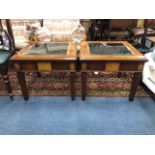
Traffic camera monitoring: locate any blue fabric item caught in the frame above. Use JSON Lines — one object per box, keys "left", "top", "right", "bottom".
{"left": 0, "top": 96, "right": 155, "bottom": 135}
{"left": 0, "top": 51, "right": 12, "bottom": 65}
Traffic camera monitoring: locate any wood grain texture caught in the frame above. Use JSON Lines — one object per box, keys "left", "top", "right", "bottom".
{"left": 81, "top": 63, "right": 87, "bottom": 70}
{"left": 70, "top": 62, "right": 75, "bottom": 70}
{"left": 20, "top": 62, "right": 38, "bottom": 70}
{"left": 10, "top": 42, "right": 77, "bottom": 61}
{"left": 119, "top": 62, "right": 139, "bottom": 71}
{"left": 10, "top": 42, "right": 77, "bottom": 71}
{"left": 38, "top": 62, "right": 52, "bottom": 71}
{"left": 14, "top": 63, "right": 20, "bottom": 70}
{"left": 137, "top": 63, "right": 144, "bottom": 71}
{"left": 87, "top": 62, "right": 105, "bottom": 71}
{"left": 105, "top": 62, "right": 119, "bottom": 71}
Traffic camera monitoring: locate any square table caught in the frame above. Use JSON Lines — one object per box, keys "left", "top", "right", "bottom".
{"left": 80, "top": 41, "right": 147, "bottom": 101}
{"left": 10, "top": 42, "right": 77, "bottom": 100}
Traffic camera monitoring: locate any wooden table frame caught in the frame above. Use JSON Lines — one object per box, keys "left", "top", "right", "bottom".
{"left": 80, "top": 41, "right": 147, "bottom": 101}
{"left": 10, "top": 42, "right": 77, "bottom": 100}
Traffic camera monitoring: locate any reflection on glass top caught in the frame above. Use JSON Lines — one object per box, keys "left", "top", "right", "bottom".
{"left": 89, "top": 43, "right": 132, "bottom": 55}
{"left": 24, "top": 43, "right": 68, "bottom": 55}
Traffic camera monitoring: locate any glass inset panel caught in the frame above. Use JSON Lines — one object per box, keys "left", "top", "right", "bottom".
{"left": 89, "top": 43, "right": 132, "bottom": 55}
{"left": 25, "top": 43, "right": 68, "bottom": 55}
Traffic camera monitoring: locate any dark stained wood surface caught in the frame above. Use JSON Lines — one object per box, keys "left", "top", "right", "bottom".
{"left": 10, "top": 42, "right": 77, "bottom": 61}
{"left": 80, "top": 41, "right": 146, "bottom": 61}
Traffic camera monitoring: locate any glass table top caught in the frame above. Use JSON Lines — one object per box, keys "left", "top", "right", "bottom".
{"left": 89, "top": 43, "right": 132, "bottom": 55}
{"left": 25, "top": 43, "right": 68, "bottom": 55}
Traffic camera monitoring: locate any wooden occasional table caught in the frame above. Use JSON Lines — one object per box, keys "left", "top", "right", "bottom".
{"left": 10, "top": 42, "right": 77, "bottom": 100}
{"left": 80, "top": 41, "right": 147, "bottom": 101}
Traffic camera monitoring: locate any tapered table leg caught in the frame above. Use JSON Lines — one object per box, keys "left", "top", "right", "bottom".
{"left": 81, "top": 72, "right": 87, "bottom": 101}
{"left": 17, "top": 71, "right": 29, "bottom": 100}
{"left": 70, "top": 72, "right": 76, "bottom": 100}
{"left": 129, "top": 72, "right": 142, "bottom": 101}
{"left": 3, "top": 72, "right": 13, "bottom": 100}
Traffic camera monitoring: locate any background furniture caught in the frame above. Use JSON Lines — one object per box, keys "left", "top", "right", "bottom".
{"left": 145, "top": 36, "right": 155, "bottom": 48}
{"left": 104, "top": 19, "right": 137, "bottom": 40}
{"left": 1, "top": 19, "right": 86, "bottom": 49}
{"left": 131, "top": 19, "right": 155, "bottom": 48}
{"left": 87, "top": 19, "right": 110, "bottom": 40}
{"left": 0, "top": 29, "right": 14, "bottom": 99}
{"left": 133, "top": 34, "right": 155, "bottom": 55}
{"left": 1, "top": 19, "right": 41, "bottom": 48}
{"left": 44, "top": 19, "right": 86, "bottom": 42}
{"left": 87, "top": 19, "right": 137, "bottom": 41}
{"left": 80, "top": 41, "right": 147, "bottom": 101}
